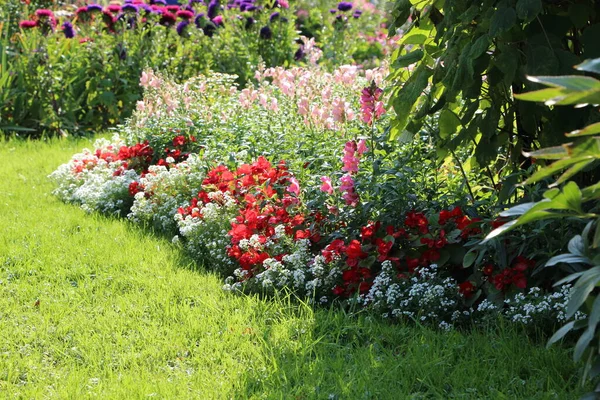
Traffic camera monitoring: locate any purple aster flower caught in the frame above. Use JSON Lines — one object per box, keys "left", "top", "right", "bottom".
{"left": 337, "top": 2, "right": 352, "bottom": 12}
{"left": 259, "top": 25, "right": 271, "bottom": 39}
{"left": 207, "top": 1, "right": 219, "bottom": 19}
{"left": 329, "top": 9, "right": 337, "bottom": 14}
{"left": 269, "top": 11, "right": 279, "bottom": 22}
{"left": 151, "top": 0, "right": 167, "bottom": 5}
{"left": 139, "top": 4, "right": 152, "bottom": 13}
{"left": 122, "top": 4, "right": 139, "bottom": 13}
{"left": 62, "top": 21, "right": 75, "bottom": 38}
{"left": 87, "top": 4, "right": 103, "bottom": 12}
{"left": 352, "top": 9, "right": 362, "bottom": 18}
{"left": 176, "top": 20, "right": 189, "bottom": 36}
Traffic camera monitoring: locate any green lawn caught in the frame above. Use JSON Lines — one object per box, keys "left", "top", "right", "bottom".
{"left": 0, "top": 138, "right": 589, "bottom": 399}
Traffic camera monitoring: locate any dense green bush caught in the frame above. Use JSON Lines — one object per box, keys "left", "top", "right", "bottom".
{"left": 0, "top": 0, "right": 390, "bottom": 137}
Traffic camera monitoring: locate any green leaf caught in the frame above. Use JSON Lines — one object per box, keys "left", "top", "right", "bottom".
{"left": 468, "top": 35, "right": 489, "bottom": 59}
{"left": 438, "top": 109, "right": 462, "bottom": 139}
{"left": 576, "top": 58, "right": 600, "bottom": 75}
{"left": 463, "top": 249, "right": 477, "bottom": 268}
{"left": 393, "top": 50, "right": 425, "bottom": 69}
{"left": 582, "top": 181, "right": 600, "bottom": 200}
{"left": 567, "top": 122, "right": 600, "bottom": 137}
{"left": 594, "top": 218, "right": 600, "bottom": 249}
{"left": 389, "top": 65, "right": 432, "bottom": 140}
{"left": 568, "top": 235, "right": 585, "bottom": 256}
{"left": 489, "top": 7, "right": 517, "bottom": 38}
{"left": 498, "top": 202, "right": 537, "bottom": 217}
{"left": 483, "top": 210, "right": 565, "bottom": 242}
{"left": 554, "top": 272, "right": 586, "bottom": 286}
{"left": 547, "top": 321, "right": 575, "bottom": 347}
{"left": 516, "top": 0, "right": 542, "bottom": 23}
{"left": 568, "top": 266, "right": 600, "bottom": 319}
{"left": 523, "top": 156, "right": 592, "bottom": 185}
{"left": 523, "top": 145, "right": 569, "bottom": 160}
{"left": 551, "top": 160, "right": 594, "bottom": 187}
{"left": 528, "top": 75, "right": 600, "bottom": 91}
{"left": 546, "top": 253, "right": 591, "bottom": 267}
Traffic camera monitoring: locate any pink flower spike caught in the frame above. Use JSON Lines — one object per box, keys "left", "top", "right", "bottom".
{"left": 357, "top": 139, "right": 368, "bottom": 155}
{"left": 287, "top": 177, "right": 300, "bottom": 196}
{"left": 320, "top": 176, "right": 334, "bottom": 194}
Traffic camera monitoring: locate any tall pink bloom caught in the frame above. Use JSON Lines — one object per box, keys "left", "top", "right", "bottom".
{"left": 357, "top": 139, "right": 368, "bottom": 155}
{"left": 287, "top": 177, "right": 300, "bottom": 196}
{"left": 340, "top": 174, "right": 359, "bottom": 206}
{"left": 360, "top": 84, "right": 385, "bottom": 125}
{"left": 342, "top": 141, "right": 359, "bottom": 173}
{"left": 320, "top": 176, "right": 334, "bottom": 194}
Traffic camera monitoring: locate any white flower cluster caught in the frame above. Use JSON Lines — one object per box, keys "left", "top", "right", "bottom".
{"left": 128, "top": 154, "right": 205, "bottom": 233}
{"left": 499, "top": 285, "right": 585, "bottom": 325}
{"left": 174, "top": 191, "right": 238, "bottom": 275}
{"left": 49, "top": 136, "right": 138, "bottom": 216}
{"left": 363, "top": 263, "right": 463, "bottom": 328}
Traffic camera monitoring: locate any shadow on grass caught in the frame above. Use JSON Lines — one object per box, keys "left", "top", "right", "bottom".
{"left": 79, "top": 211, "right": 590, "bottom": 399}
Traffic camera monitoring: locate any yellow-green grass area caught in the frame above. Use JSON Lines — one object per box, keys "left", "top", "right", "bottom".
{"left": 0, "top": 137, "right": 588, "bottom": 399}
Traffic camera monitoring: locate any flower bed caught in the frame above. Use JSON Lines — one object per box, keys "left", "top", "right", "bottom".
{"left": 50, "top": 62, "right": 581, "bottom": 332}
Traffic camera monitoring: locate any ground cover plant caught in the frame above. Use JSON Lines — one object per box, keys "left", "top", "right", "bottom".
{"left": 0, "top": 125, "right": 591, "bottom": 399}
{"left": 1, "top": 0, "right": 393, "bottom": 137}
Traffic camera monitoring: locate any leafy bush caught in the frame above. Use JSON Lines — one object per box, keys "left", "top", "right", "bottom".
{"left": 1, "top": 0, "right": 392, "bottom": 137}
{"left": 486, "top": 57, "right": 600, "bottom": 392}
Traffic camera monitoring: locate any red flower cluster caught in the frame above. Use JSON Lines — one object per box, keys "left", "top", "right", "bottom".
{"left": 491, "top": 256, "right": 534, "bottom": 291}
{"left": 158, "top": 134, "right": 196, "bottom": 166}
{"left": 178, "top": 157, "right": 316, "bottom": 278}
{"left": 438, "top": 206, "right": 482, "bottom": 239}
{"left": 117, "top": 140, "right": 154, "bottom": 173}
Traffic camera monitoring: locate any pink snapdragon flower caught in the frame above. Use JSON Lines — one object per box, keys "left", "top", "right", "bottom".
{"left": 357, "top": 139, "right": 368, "bottom": 155}
{"left": 287, "top": 177, "right": 300, "bottom": 196}
{"left": 360, "top": 84, "right": 385, "bottom": 125}
{"left": 342, "top": 141, "right": 359, "bottom": 173}
{"left": 320, "top": 176, "right": 334, "bottom": 194}
{"left": 340, "top": 174, "right": 359, "bottom": 206}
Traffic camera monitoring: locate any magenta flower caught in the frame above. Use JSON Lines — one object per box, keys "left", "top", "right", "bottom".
{"left": 342, "top": 141, "right": 359, "bottom": 173}
{"left": 35, "top": 9, "right": 54, "bottom": 18}
{"left": 320, "top": 176, "right": 334, "bottom": 194}
{"left": 19, "top": 20, "right": 38, "bottom": 29}
{"left": 287, "top": 177, "right": 300, "bottom": 196}
{"left": 176, "top": 9, "right": 194, "bottom": 20}
{"left": 360, "top": 85, "right": 385, "bottom": 125}
{"left": 212, "top": 15, "right": 223, "bottom": 25}
{"left": 340, "top": 174, "right": 359, "bottom": 206}
{"left": 357, "top": 139, "right": 368, "bottom": 155}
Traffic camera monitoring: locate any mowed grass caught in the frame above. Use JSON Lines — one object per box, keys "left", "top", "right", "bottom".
{"left": 0, "top": 137, "right": 590, "bottom": 399}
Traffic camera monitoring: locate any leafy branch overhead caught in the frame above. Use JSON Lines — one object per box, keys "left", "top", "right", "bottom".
{"left": 388, "top": 0, "right": 600, "bottom": 181}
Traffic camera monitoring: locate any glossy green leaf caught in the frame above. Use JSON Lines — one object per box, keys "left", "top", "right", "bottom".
{"left": 489, "top": 7, "right": 517, "bottom": 38}
{"left": 516, "top": 0, "right": 542, "bottom": 23}
{"left": 498, "top": 202, "right": 537, "bottom": 217}
{"left": 574, "top": 324, "right": 595, "bottom": 362}
{"left": 523, "top": 145, "right": 569, "bottom": 160}
{"left": 393, "top": 50, "right": 424, "bottom": 69}
{"left": 546, "top": 253, "right": 591, "bottom": 267}
{"left": 523, "top": 156, "right": 592, "bottom": 185}
{"left": 568, "top": 266, "right": 600, "bottom": 319}
{"left": 463, "top": 249, "right": 477, "bottom": 268}
{"left": 567, "top": 122, "right": 600, "bottom": 137}
{"left": 438, "top": 109, "right": 462, "bottom": 139}
{"left": 547, "top": 321, "right": 576, "bottom": 347}
{"left": 551, "top": 160, "right": 594, "bottom": 188}
{"left": 577, "top": 58, "right": 600, "bottom": 75}
{"left": 594, "top": 218, "right": 600, "bottom": 249}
